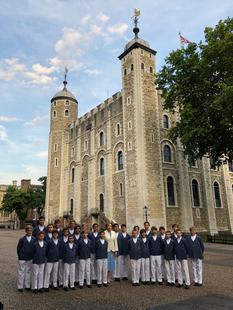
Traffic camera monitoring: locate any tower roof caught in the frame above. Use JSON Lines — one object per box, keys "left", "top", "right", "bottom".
{"left": 51, "top": 70, "right": 78, "bottom": 103}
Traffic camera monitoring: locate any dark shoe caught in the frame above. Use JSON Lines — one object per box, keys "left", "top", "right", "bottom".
{"left": 198, "top": 283, "right": 203, "bottom": 287}
{"left": 114, "top": 278, "right": 120, "bottom": 282}
{"left": 142, "top": 281, "right": 146, "bottom": 285}
{"left": 59, "top": 284, "right": 63, "bottom": 288}
{"left": 74, "top": 281, "right": 79, "bottom": 286}
{"left": 49, "top": 284, "right": 52, "bottom": 288}
{"left": 166, "top": 282, "right": 171, "bottom": 286}
{"left": 171, "top": 283, "right": 175, "bottom": 287}
{"left": 122, "top": 277, "right": 128, "bottom": 281}
{"left": 63, "top": 287, "right": 68, "bottom": 291}
{"left": 132, "top": 283, "right": 136, "bottom": 286}
{"left": 136, "top": 283, "right": 140, "bottom": 286}
{"left": 86, "top": 285, "right": 92, "bottom": 288}
{"left": 194, "top": 282, "right": 199, "bottom": 286}
{"left": 44, "top": 288, "right": 49, "bottom": 292}
{"left": 151, "top": 281, "right": 156, "bottom": 285}
{"left": 97, "top": 284, "right": 102, "bottom": 287}
{"left": 158, "top": 281, "right": 163, "bottom": 286}
{"left": 71, "top": 287, "right": 75, "bottom": 290}
{"left": 92, "top": 280, "right": 97, "bottom": 285}
{"left": 25, "top": 288, "right": 30, "bottom": 291}
{"left": 176, "top": 284, "right": 183, "bottom": 288}
{"left": 38, "top": 289, "right": 44, "bottom": 293}
{"left": 18, "top": 289, "right": 23, "bottom": 292}
{"left": 146, "top": 281, "right": 150, "bottom": 285}
{"left": 103, "top": 283, "right": 108, "bottom": 287}
{"left": 53, "top": 286, "right": 59, "bottom": 291}
{"left": 184, "top": 285, "right": 190, "bottom": 289}
{"left": 33, "top": 289, "right": 38, "bottom": 294}
{"left": 79, "top": 286, "right": 83, "bottom": 289}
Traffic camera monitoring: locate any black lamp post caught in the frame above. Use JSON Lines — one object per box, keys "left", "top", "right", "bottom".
{"left": 143, "top": 205, "right": 148, "bottom": 222}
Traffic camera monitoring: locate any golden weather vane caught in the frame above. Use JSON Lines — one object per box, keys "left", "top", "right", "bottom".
{"left": 132, "top": 9, "right": 141, "bottom": 38}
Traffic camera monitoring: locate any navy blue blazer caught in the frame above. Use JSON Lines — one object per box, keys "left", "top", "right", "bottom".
{"left": 128, "top": 238, "right": 142, "bottom": 260}
{"left": 46, "top": 239, "right": 60, "bottom": 263}
{"left": 174, "top": 237, "right": 188, "bottom": 260}
{"left": 95, "top": 239, "right": 108, "bottom": 259}
{"left": 32, "top": 226, "right": 47, "bottom": 238}
{"left": 63, "top": 243, "right": 77, "bottom": 264}
{"left": 88, "top": 232, "right": 99, "bottom": 254}
{"left": 140, "top": 238, "right": 150, "bottom": 258}
{"left": 45, "top": 233, "right": 53, "bottom": 243}
{"left": 163, "top": 239, "right": 175, "bottom": 260}
{"left": 56, "top": 229, "right": 63, "bottom": 239}
{"left": 59, "top": 237, "right": 68, "bottom": 260}
{"left": 118, "top": 232, "right": 130, "bottom": 256}
{"left": 74, "top": 234, "right": 82, "bottom": 247}
{"left": 32, "top": 241, "right": 47, "bottom": 264}
{"left": 77, "top": 239, "right": 91, "bottom": 259}
{"left": 186, "top": 235, "right": 204, "bottom": 259}
{"left": 148, "top": 235, "right": 163, "bottom": 255}
{"left": 17, "top": 236, "right": 36, "bottom": 260}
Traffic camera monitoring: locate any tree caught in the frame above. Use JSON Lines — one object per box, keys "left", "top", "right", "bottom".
{"left": 156, "top": 18, "right": 233, "bottom": 164}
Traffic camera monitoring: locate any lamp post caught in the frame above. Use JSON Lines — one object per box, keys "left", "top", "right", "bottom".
{"left": 143, "top": 205, "right": 148, "bottom": 222}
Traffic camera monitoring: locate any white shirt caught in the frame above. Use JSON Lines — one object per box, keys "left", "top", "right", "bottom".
{"left": 142, "top": 237, "right": 147, "bottom": 243}
{"left": 83, "top": 239, "right": 88, "bottom": 244}
{"left": 53, "top": 239, "right": 58, "bottom": 245}
{"left": 39, "top": 240, "right": 44, "bottom": 247}
{"left": 152, "top": 235, "right": 157, "bottom": 241}
{"left": 122, "top": 232, "right": 127, "bottom": 238}
{"left": 26, "top": 236, "right": 32, "bottom": 242}
{"left": 177, "top": 237, "right": 182, "bottom": 243}
{"left": 173, "top": 233, "right": 177, "bottom": 239}
{"left": 93, "top": 232, "right": 98, "bottom": 238}
{"left": 166, "top": 239, "right": 171, "bottom": 245}
{"left": 63, "top": 236, "right": 68, "bottom": 243}
{"left": 133, "top": 238, "right": 137, "bottom": 243}
{"left": 69, "top": 243, "right": 74, "bottom": 249}
{"left": 191, "top": 234, "right": 197, "bottom": 241}
{"left": 115, "top": 232, "right": 119, "bottom": 238}
{"left": 146, "top": 230, "right": 150, "bottom": 235}
{"left": 39, "top": 225, "right": 44, "bottom": 231}
{"left": 100, "top": 239, "right": 105, "bottom": 245}
{"left": 161, "top": 234, "right": 165, "bottom": 240}
{"left": 48, "top": 233, "right": 52, "bottom": 239}
{"left": 75, "top": 234, "right": 80, "bottom": 240}
{"left": 69, "top": 229, "right": 74, "bottom": 235}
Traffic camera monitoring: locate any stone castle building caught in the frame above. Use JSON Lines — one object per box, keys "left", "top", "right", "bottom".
{"left": 45, "top": 20, "right": 233, "bottom": 234}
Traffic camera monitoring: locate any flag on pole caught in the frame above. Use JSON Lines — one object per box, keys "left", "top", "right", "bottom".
{"left": 179, "top": 33, "right": 195, "bottom": 45}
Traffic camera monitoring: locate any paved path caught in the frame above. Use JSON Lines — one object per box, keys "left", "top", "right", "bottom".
{"left": 0, "top": 230, "right": 232, "bottom": 310}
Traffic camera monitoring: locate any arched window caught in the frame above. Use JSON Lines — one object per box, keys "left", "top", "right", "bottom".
{"left": 71, "top": 168, "right": 75, "bottom": 183}
{"left": 54, "top": 143, "right": 58, "bottom": 152}
{"left": 65, "top": 109, "right": 69, "bottom": 117}
{"left": 100, "top": 158, "right": 104, "bottom": 176}
{"left": 163, "top": 145, "right": 172, "bottom": 162}
{"left": 66, "top": 100, "right": 70, "bottom": 106}
{"left": 99, "top": 132, "right": 105, "bottom": 146}
{"left": 117, "top": 151, "right": 124, "bottom": 170}
{"left": 131, "top": 64, "right": 134, "bottom": 71}
{"left": 141, "top": 63, "right": 144, "bottom": 70}
{"left": 116, "top": 123, "right": 121, "bottom": 136}
{"left": 167, "top": 176, "right": 175, "bottom": 206}
{"left": 53, "top": 110, "right": 57, "bottom": 118}
{"left": 99, "top": 193, "right": 104, "bottom": 212}
{"left": 150, "top": 66, "right": 153, "bottom": 73}
{"left": 214, "top": 182, "right": 221, "bottom": 208}
{"left": 119, "top": 183, "right": 123, "bottom": 196}
{"left": 192, "top": 179, "right": 200, "bottom": 207}
{"left": 70, "top": 199, "right": 74, "bottom": 216}
{"left": 124, "top": 68, "right": 127, "bottom": 76}
{"left": 163, "top": 115, "right": 169, "bottom": 129}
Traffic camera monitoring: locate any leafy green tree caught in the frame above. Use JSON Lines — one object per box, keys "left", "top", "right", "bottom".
{"left": 156, "top": 18, "right": 233, "bottom": 163}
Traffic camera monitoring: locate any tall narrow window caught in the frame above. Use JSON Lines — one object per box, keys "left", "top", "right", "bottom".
{"left": 116, "top": 123, "right": 121, "bottom": 136}
{"left": 55, "top": 158, "right": 59, "bottom": 167}
{"left": 119, "top": 183, "right": 123, "bottom": 196}
{"left": 53, "top": 110, "right": 57, "bottom": 118}
{"left": 124, "top": 68, "right": 127, "bottom": 76}
{"left": 150, "top": 66, "right": 153, "bottom": 73}
{"left": 100, "top": 158, "right": 104, "bottom": 176}
{"left": 70, "top": 199, "right": 74, "bottom": 216}
{"left": 117, "top": 151, "right": 124, "bottom": 170}
{"left": 214, "top": 182, "right": 221, "bottom": 208}
{"left": 71, "top": 168, "right": 75, "bottom": 183}
{"left": 163, "top": 145, "right": 172, "bottom": 162}
{"left": 163, "top": 115, "right": 169, "bottom": 128}
{"left": 65, "top": 109, "right": 69, "bottom": 117}
{"left": 192, "top": 179, "right": 200, "bottom": 207}
{"left": 167, "top": 176, "right": 175, "bottom": 206}
{"left": 99, "top": 132, "right": 105, "bottom": 146}
{"left": 54, "top": 143, "right": 58, "bottom": 152}
{"left": 131, "top": 64, "right": 134, "bottom": 71}
{"left": 100, "top": 194, "right": 104, "bottom": 212}
{"left": 141, "top": 63, "right": 144, "bottom": 70}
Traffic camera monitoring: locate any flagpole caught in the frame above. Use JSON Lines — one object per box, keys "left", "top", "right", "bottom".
{"left": 179, "top": 32, "right": 184, "bottom": 48}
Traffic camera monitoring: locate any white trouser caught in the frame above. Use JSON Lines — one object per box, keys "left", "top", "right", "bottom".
{"left": 79, "top": 258, "right": 91, "bottom": 286}
{"left": 90, "top": 253, "right": 97, "bottom": 281}
{"left": 176, "top": 259, "right": 190, "bottom": 286}
{"left": 130, "top": 259, "right": 141, "bottom": 284}
{"left": 141, "top": 258, "right": 150, "bottom": 282}
{"left": 150, "top": 255, "right": 162, "bottom": 282}
{"left": 120, "top": 255, "right": 129, "bottom": 278}
{"left": 63, "top": 263, "right": 75, "bottom": 288}
{"left": 113, "top": 255, "right": 121, "bottom": 278}
{"left": 161, "top": 255, "right": 166, "bottom": 280}
{"left": 17, "top": 260, "right": 32, "bottom": 289}
{"left": 97, "top": 259, "right": 108, "bottom": 285}
{"left": 165, "top": 260, "right": 175, "bottom": 284}
{"left": 58, "top": 259, "right": 64, "bottom": 285}
{"left": 191, "top": 259, "right": 203, "bottom": 284}
{"left": 75, "top": 257, "right": 79, "bottom": 282}
{"left": 44, "top": 262, "right": 59, "bottom": 288}
{"left": 31, "top": 263, "right": 45, "bottom": 290}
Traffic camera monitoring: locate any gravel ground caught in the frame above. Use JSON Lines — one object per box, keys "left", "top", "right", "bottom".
{"left": 0, "top": 230, "right": 233, "bottom": 310}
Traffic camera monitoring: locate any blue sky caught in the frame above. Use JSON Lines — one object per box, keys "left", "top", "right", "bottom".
{"left": 0, "top": 0, "right": 232, "bottom": 185}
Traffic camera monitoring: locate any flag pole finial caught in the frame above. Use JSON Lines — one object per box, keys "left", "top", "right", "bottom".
{"left": 132, "top": 9, "right": 140, "bottom": 39}
{"left": 63, "top": 67, "right": 68, "bottom": 90}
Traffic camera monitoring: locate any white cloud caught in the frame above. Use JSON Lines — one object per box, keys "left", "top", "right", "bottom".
{"left": 107, "top": 23, "right": 128, "bottom": 36}
{"left": 84, "top": 69, "right": 102, "bottom": 76}
{"left": 0, "top": 125, "right": 8, "bottom": 141}
{"left": 35, "top": 150, "right": 48, "bottom": 158}
{"left": 81, "top": 15, "right": 91, "bottom": 24}
{"left": 96, "top": 12, "right": 110, "bottom": 23}
{"left": 55, "top": 27, "right": 83, "bottom": 55}
{"left": 0, "top": 116, "right": 23, "bottom": 122}
{"left": 24, "top": 115, "right": 49, "bottom": 127}
{"left": 22, "top": 164, "right": 47, "bottom": 182}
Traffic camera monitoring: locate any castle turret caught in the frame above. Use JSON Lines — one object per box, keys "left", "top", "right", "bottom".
{"left": 45, "top": 74, "right": 78, "bottom": 222}
{"left": 119, "top": 12, "right": 166, "bottom": 228}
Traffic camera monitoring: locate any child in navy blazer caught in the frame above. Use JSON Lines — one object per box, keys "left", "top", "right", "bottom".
{"left": 45, "top": 223, "right": 53, "bottom": 243}
{"left": 63, "top": 234, "right": 77, "bottom": 291}
{"left": 148, "top": 226, "right": 163, "bottom": 285}
{"left": 129, "top": 230, "right": 142, "bottom": 286}
{"left": 17, "top": 225, "right": 36, "bottom": 292}
{"left": 174, "top": 229, "right": 190, "bottom": 289}
{"left": 186, "top": 227, "right": 204, "bottom": 286}
{"left": 159, "top": 226, "right": 166, "bottom": 281}
{"left": 44, "top": 229, "right": 60, "bottom": 291}
{"left": 31, "top": 231, "right": 47, "bottom": 293}
{"left": 74, "top": 224, "right": 82, "bottom": 286}
{"left": 164, "top": 231, "right": 175, "bottom": 286}
{"left": 54, "top": 219, "right": 63, "bottom": 239}
{"left": 89, "top": 223, "right": 99, "bottom": 284}
{"left": 118, "top": 224, "right": 130, "bottom": 280}
{"left": 140, "top": 229, "right": 150, "bottom": 285}
{"left": 32, "top": 216, "right": 47, "bottom": 238}
{"left": 78, "top": 231, "right": 92, "bottom": 289}
{"left": 58, "top": 227, "right": 69, "bottom": 287}
{"left": 95, "top": 230, "right": 108, "bottom": 287}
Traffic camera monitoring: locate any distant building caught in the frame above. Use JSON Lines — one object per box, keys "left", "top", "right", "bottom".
{"left": 45, "top": 18, "right": 233, "bottom": 234}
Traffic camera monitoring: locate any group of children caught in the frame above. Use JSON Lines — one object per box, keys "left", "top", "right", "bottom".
{"left": 17, "top": 217, "right": 204, "bottom": 293}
